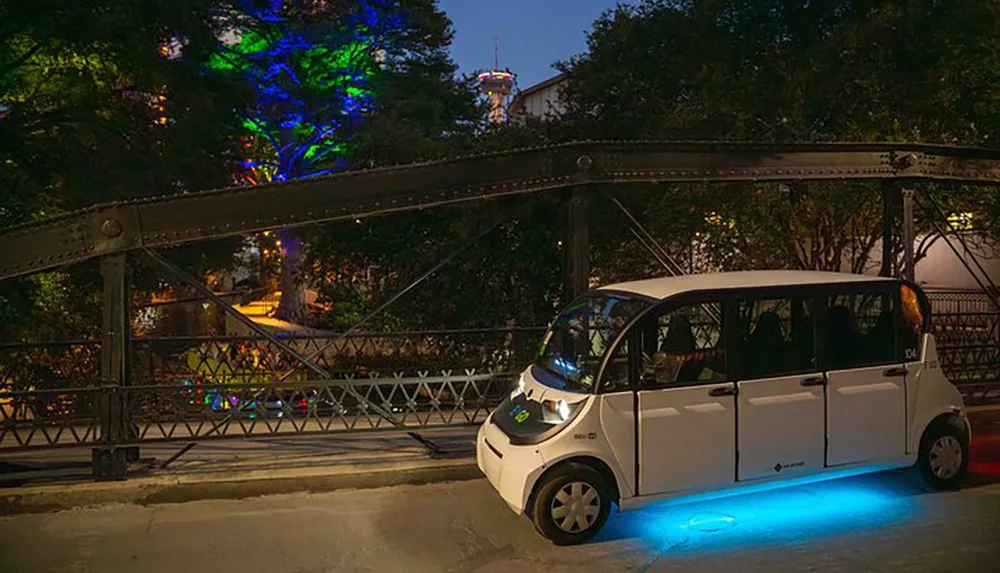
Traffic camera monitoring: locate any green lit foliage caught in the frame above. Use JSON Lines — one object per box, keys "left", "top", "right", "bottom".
{"left": 298, "top": 1, "right": 560, "bottom": 330}
{"left": 206, "top": 1, "right": 493, "bottom": 327}
{"left": 205, "top": 0, "right": 403, "bottom": 182}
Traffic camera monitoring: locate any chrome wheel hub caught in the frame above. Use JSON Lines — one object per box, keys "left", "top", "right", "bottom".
{"left": 929, "top": 435, "right": 963, "bottom": 480}
{"left": 551, "top": 481, "right": 601, "bottom": 533}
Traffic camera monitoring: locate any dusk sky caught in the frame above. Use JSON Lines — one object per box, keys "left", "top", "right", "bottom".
{"left": 437, "top": 0, "right": 636, "bottom": 90}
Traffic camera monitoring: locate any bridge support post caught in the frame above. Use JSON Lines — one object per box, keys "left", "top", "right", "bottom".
{"left": 563, "top": 187, "right": 590, "bottom": 304}
{"left": 880, "top": 183, "right": 898, "bottom": 277}
{"left": 92, "top": 252, "right": 135, "bottom": 481}
{"left": 902, "top": 187, "right": 916, "bottom": 283}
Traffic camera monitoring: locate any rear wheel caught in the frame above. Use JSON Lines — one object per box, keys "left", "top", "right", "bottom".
{"left": 917, "top": 416, "right": 969, "bottom": 491}
{"left": 530, "top": 462, "right": 611, "bottom": 546}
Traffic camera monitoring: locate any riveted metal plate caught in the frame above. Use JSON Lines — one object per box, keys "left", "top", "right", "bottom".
{"left": 3, "top": 141, "right": 1000, "bottom": 280}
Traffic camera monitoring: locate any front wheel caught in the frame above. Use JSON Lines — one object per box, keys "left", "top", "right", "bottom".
{"left": 530, "top": 462, "right": 612, "bottom": 546}
{"left": 917, "top": 416, "right": 969, "bottom": 491}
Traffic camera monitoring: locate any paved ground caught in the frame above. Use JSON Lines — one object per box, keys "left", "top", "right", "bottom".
{"left": 0, "top": 469, "right": 999, "bottom": 573}
{"left": 0, "top": 411, "right": 997, "bottom": 572}
{"left": 0, "top": 427, "right": 481, "bottom": 514}
{"left": 1, "top": 426, "right": 478, "bottom": 487}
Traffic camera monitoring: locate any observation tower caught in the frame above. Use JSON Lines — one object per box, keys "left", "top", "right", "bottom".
{"left": 478, "top": 39, "right": 516, "bottom": 125}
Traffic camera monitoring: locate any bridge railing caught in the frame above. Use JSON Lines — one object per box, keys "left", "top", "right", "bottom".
{"left": 927, "top": 290, "right": 1000, "bottom": 315}
{"left": 928, "top": 290, "right": 1000, "bottom": 404}
{"left": 0, "top": 373, "right": 519, "bottom": 448}
{"left": 2, "top": 307, "right": 999, "bottom": 450}
{"left": 0, "top": 328, "right": 544, "bottom": 450}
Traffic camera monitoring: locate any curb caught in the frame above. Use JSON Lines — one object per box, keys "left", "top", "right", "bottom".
{"left": 0, "top": 457, "right": 482, "bottom": 516}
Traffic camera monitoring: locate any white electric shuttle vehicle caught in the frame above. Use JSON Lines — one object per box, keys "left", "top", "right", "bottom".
{"left": 476, "top": 271, "right": 970, "bottom": 545}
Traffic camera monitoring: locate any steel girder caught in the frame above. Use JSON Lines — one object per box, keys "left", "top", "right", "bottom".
{"left": 2, "top": 140, "right": 1000, "bottom": 281}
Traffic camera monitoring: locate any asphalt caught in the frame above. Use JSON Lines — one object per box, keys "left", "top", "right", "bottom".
{"left": 2, "top": 469, "right": 999, "bottom": 572}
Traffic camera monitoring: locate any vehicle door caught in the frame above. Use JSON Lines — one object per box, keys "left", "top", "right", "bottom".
{"left": 595, "top": 330, "right": 638, "bottom": 497}
{"left": 735, "top": 293, "right": 826, "bottom": 481}
{"left": 636, "top": 296, "right": 736, "bottom": 496}
{"left": 823, "top": 285, "right": 907, "bottom": 466}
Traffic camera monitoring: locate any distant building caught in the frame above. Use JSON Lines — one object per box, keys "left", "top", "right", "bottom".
{"left": 508, "top": 73, "right": 568, "bottom": 121}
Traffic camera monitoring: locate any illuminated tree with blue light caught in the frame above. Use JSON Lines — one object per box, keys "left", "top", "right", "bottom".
{"left": 206, "top": 0, "right": 405, "bottom": 321}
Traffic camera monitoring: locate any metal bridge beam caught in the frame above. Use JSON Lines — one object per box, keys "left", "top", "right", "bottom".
{"left": 6, "top": 141, "right": 1000, "bottom": 282}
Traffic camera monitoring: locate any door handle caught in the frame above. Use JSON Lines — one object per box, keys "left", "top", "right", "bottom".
{"left": 709, "top": 386, "right": 737, "bottom": 397}
{"left": 800, "top": 376, "right": 826, "bottom": 387}
{"left": 883, "top": 367, "right": 908, "bottom": 377}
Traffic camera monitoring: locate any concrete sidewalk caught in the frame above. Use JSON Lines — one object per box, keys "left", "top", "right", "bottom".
{"left": 0, "top": 426, "right": 482, "bottom": 515}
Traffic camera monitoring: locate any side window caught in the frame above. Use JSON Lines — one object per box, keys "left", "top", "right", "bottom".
{"left": 600, "top": 338, "right": 632, "bottom": 393}
{"left": 739, "top": 297, "right": 816, "bottom": 379}
{"left": 899, "top": 284, "right": 925, "bottom": 362}
{"left": 640, "top": 301, "right": 726, "bottom": 389}
{"left": 824, "top": 289, "right": 897, "bottom": 370}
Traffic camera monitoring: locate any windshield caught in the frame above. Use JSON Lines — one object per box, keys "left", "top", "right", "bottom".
{"left": 535, "top": 292, "right": 651, "bottom": 393}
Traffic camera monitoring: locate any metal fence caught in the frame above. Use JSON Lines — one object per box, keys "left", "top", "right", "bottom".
{"left": 2, "top": 299, "right": 999, "bottom": 452}
{"left": 929, "top": 291, "right": 1000, "bottom": 405}
{"left": 0, "top": 328, "right": 543, "bottom": 450}
{"left": 0, "top": 374, "right": 517, "bottom": 449}
{"left": 927, "top": 289, "right": 1000, "bottom": 315}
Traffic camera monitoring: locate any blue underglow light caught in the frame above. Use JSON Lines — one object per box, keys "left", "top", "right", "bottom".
{"left": 605, "top": 469, "right": 918, "bottom": 554}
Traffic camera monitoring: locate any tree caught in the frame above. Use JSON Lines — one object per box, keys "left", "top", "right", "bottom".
{"left": 1, "top": 1, "right": 242, "bottom": 209}
{"left": 204, "top": 0, "right": 422, "bottom": 323}
{"left": 302, "top": 1, "right": 572, "bottom": 332}
{"left": 0, "top": 1, "right": 247, "bottom": 340}
{"left": 207, "top": 0, "right": 497, "bottom": 328}
{"left": 551, "top": 0, "right": 1000, "bottom": 278}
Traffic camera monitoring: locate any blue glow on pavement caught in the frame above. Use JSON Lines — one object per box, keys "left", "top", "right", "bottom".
{"left": 606, "top": 469, "right": 918, "bottom": 553}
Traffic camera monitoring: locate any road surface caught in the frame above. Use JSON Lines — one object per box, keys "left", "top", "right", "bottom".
{"left": 1, "top": 467, "right": 999, "bottom": 573}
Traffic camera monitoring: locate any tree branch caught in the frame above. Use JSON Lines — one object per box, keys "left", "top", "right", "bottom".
{"left": 1, "top": 42, "right": 42, "bottom": 76}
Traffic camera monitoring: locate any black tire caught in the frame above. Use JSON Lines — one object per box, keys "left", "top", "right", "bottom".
{"left": 917, "top": 416, "right": 969, "bottom": 491}
{"left": 530, "top": 462, "right": 612, "bottom": 546}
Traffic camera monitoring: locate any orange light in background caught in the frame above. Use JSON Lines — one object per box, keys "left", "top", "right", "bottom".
{"left": 901, "top": 284, "right": 924, "bottom": 334}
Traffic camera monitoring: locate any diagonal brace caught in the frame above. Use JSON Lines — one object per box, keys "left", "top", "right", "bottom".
{"left": 606, "top": 193, "right": 722, "bottom": 324}
{"left": 141, "top": 247, "right": 443, "bottom": 453}
{"left": 606, "top": 194, "right": 689, "bottom": 277}
{"left": 277, "top": 200, "right": 530, "bottom": 382}
{"left": 914, "top": 193, "right": 1000, "bottom": 310}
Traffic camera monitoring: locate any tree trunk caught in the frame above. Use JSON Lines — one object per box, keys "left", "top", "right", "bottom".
{"left": 275, "top": 229, "right": 308, "bottom": 324}
{"left": 273, "top": 125, "right": 309, "bottom": 325}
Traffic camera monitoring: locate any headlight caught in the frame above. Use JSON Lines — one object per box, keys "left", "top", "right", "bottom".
{"left": 510, "top": 374, "right": 526, "bottom": 400}
{"left": 543, "top": 398, "right": 577, "bottom": 422}
{"left": 556, "top": 399, "right": 570, "bottom": 420}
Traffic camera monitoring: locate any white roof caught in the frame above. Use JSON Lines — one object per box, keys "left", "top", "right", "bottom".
{"left": 599, "top": 270, "right": 894, "bottom": 301}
